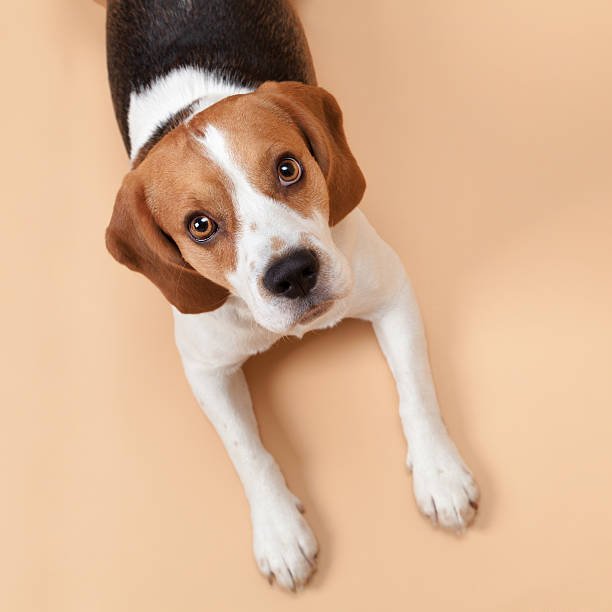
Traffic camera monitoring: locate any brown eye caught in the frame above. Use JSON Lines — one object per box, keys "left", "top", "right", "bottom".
{"left": 188, "top": 214, "right": 217, "bottom": 242}
{"left": 277, "top": 157, "right": 302, "bottom": 185}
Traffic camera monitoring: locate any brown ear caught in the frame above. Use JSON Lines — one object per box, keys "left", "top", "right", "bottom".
{"left": 105, "top": 171, "right": 229, "bottom": 314}
{"left": 256, "top": 81, "right": 366, "bottom": 225}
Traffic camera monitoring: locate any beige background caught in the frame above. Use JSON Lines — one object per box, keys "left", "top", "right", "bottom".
{"left": 2, "top": 1, "right": 612, "bottom": 610}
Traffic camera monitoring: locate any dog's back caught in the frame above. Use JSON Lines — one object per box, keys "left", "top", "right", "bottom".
{"left": 106, "top": 0, "right": 317, "bottom": 154}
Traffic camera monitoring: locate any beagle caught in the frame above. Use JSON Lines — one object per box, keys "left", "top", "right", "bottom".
{"left": 104, "top": 0, "right": 479, "bottom": 591}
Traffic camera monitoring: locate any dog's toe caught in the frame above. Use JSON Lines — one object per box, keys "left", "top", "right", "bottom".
{"left": 252, "top": 493, "right": 318, "bottom": 591}
{"left": 411, "top": 444, "right": 479, "bottom": 532}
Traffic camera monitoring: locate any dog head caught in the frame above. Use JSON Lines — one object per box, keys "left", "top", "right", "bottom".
{"left": 106, "top": 81, "right": 365, "bottom": 333}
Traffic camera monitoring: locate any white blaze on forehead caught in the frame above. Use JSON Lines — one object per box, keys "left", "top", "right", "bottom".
{"left": 197, "top": 124, "right": 253, "bottom": 201}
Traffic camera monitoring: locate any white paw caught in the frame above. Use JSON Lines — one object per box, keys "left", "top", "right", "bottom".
{"left": 251, "top": 491, "right": 318, "bottom": 591}
{"left": 411, "top": 442, "right": 479, "bottom": 532}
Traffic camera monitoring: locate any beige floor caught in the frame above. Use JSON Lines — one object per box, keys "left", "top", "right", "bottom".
{"left": 3, "top": 1, "right": 612, "bottom": 610}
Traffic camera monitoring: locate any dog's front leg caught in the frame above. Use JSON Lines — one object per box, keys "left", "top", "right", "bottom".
{"left": 183, "top": 363, "right": 318, "bottom": 589}
{"left": 366, "top": 277, "right": 479, "bottom": 531}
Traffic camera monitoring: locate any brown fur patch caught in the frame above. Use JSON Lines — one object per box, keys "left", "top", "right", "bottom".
{"left": 134, "top": 123, "right": 238, "bottom": 290}
{"left": 270, "top": 236, "right": 286, "bottom": 252}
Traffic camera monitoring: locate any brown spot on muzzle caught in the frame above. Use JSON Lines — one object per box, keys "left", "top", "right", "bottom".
{"left": 270, "top": 236, "right": 286, "bottom": 252}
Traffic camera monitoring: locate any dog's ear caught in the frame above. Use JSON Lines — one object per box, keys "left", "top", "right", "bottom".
{"left": 256, "top": 81, "right": 366, "bottom": 225}
{"left": 105, "top": 171, "right": 229, "bottom": 314}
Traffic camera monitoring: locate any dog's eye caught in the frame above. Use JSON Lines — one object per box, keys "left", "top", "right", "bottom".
{"left": 188, "top": 214, "right": 217, "bottom": 242}
{"left": 277, "top": 158, "right": 302, "bottom": 185}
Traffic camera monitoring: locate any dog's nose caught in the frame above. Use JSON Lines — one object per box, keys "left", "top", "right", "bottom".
{"left": 263, "top": 249, "right": 319, "bottom": 298}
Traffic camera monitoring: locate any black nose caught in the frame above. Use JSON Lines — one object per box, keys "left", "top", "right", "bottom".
{"left": 263, "top": 249, "right": 319, "bottom": 299}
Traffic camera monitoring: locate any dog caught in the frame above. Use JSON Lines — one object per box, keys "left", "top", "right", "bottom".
{"left": 103, "top": 0, "right": 479, "bottom": 591}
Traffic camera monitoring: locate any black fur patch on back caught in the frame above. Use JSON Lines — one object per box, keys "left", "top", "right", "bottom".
{"left": 106, "top": 0, "right": 317, "bottom": 155}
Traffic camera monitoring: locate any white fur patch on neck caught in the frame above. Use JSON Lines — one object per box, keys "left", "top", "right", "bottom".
{"left": 127, "top": 67, "right": 253, "bottom": 163}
